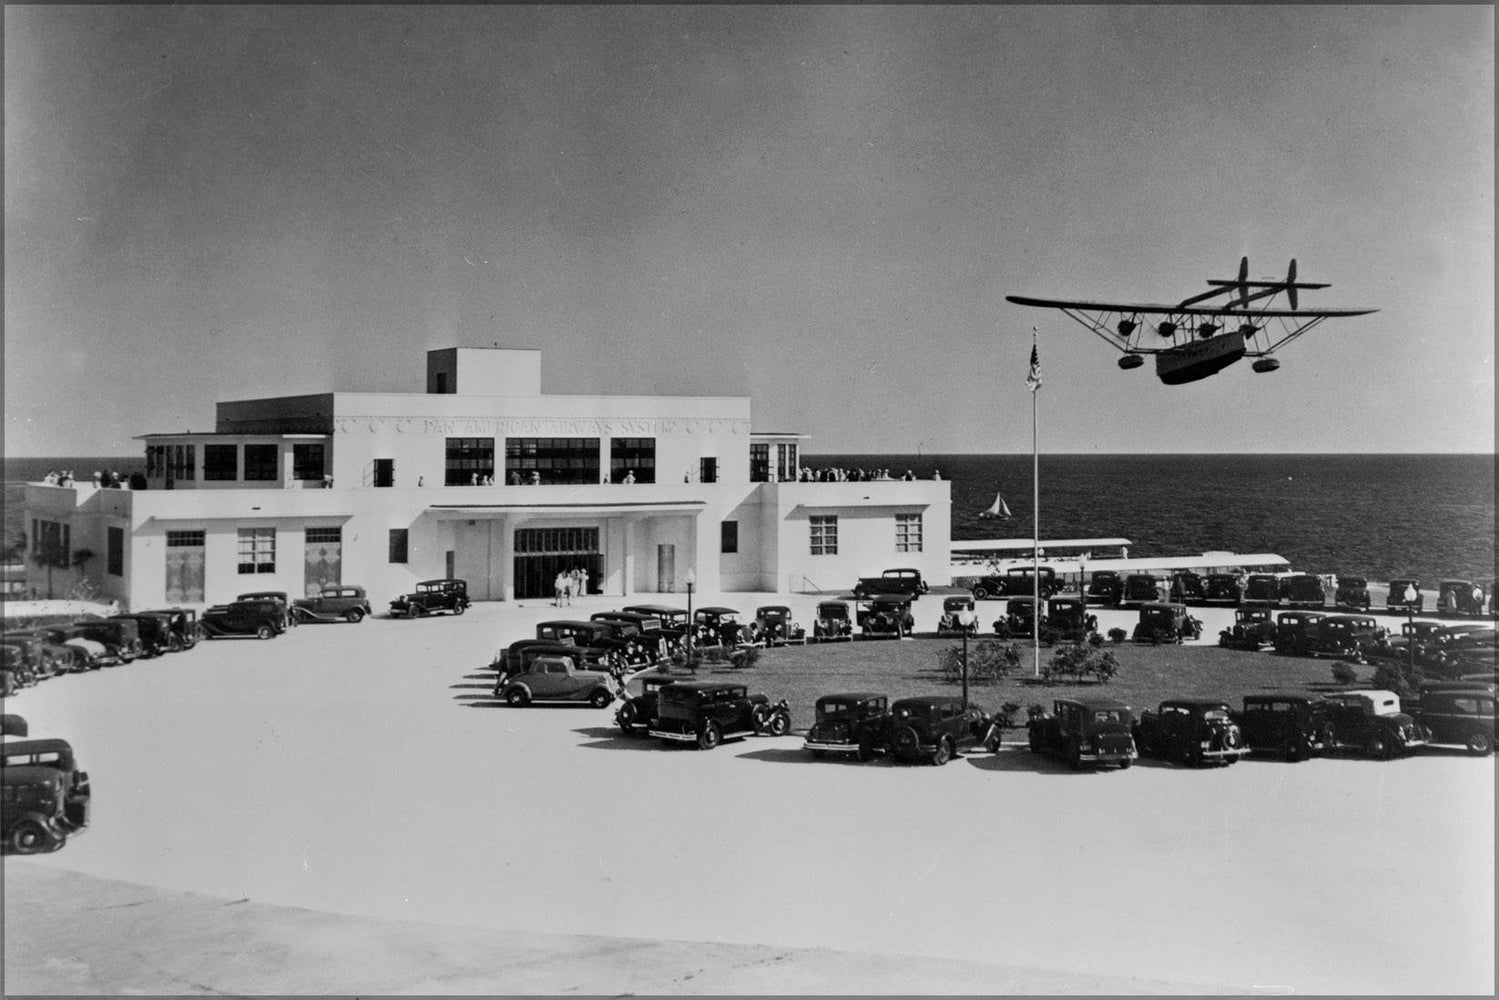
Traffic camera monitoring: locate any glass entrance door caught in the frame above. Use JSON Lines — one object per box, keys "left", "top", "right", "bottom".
{"left": 513, "top": 527, "right": 602, "bottom": 600}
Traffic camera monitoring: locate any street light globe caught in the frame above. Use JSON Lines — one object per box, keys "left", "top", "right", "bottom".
{"left": 1403, "top": 586, "right": 1417, "bottom": 604}
{"left": 685, "top": 567, "right": 696, "bottom": 589}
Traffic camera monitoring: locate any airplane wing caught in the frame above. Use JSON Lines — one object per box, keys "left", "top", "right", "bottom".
{"left": 1004, "top": 295, "right": 1376, "bottom": 319}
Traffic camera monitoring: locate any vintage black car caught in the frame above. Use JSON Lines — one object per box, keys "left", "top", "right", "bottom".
{"left": 648, "top": 680, "right": 790, "bottom": 748}
{"left": 691, "top": 607, "right": 744, "bottom": 647}
{"left": 1134, "top": 700, "right": 1249, "bottom": 767}
{"left": 591, "top": 612, "right": 668, "bottom": 662}
{"left": 1203, "top": 573, "right": 1244, "bottom": 606}
{"left": 2, "top": 731, "right": 90, "bottom": 855}
{"left": 139, "top": 607, "right": 202, "bottom": 651}
{"left": 1308, "top": 615, "right": 1377, "bottom": 661}
{"left": 200, "top": 599, "right": 287, "bottom": 640}
{"left": 621, "top": 604, "right": 691, "bottom": 654}
{"left": 70, "top": 618, "right": 143, "bottom": 664}
{"left": 2, "top": 647, "right": 30, "bottom": 694}
{"left": 853, "top": 567, "right": 929, "bottom": 600}
{"left": 1320, "top": 690, "right": 1428, "bottom": 759}
{"left": 1236, "top": 694, "right": 1332, "bottom": 761}
{"left": 973, "top": 566, "right": 1059, "bottom": 602}
{"left": 1278, "top": 574, "right": 1327, "bottom": 610}
{"left": 497, "top": 654, "right": 616, "bottom": 708}
{"left": 993, "top": 596, "right": 1043, "bottom": 640}
{"left": 1436, "top": 579, "right": 1487, "bottom": 617}
{"left": 754, "top": 605, "right": 806, "bottom": 646}
{"left": 389, "top": 578, "right": 469, "bottom": 617}
{"left": 0, "top": 634, "right": 62, "bottom": 684}
{"left": 1218, "top": 608, "right": 1275, "bottom": 650}
{"left": 4, "top": 626, "right": 100, "bottom": 672}
{"left": 107, "top": 612, "right": 175, "bottom": 657}
{"left": 1120, "top": 573, "right": 1164, "bottom": 607}
{"left": 1130, "top": 602, "right": 1201, "bottom": 644}
{"left": 1168, "top": 572, "right": 1207, "bottom": 605}
{"left": 292, "top": 585, "right": 372, "bottom": 624}
{"left": 857, "top": 596, "right": 915, "bottom": 638}
{"left": 1334, "top": 576, "right": 1371, "bottom": 611}
{"left": 886, "top": 696, "right": 994, "bottom": 766}
{"left": 1086, "top": 570, "right": 1123, "bottom": 606}
{"left": 615, "top": 670, "right": 694, "bottom": 735}
{"left": 1386, "top": 579, "right": 1424, "bottom": 613}
{"left": 1027, "top": 697, "right": 1137, "bottom": 770}
{"left": 1414, "top": 688, "right": 1495, "bottom": 756}
{"left": 1272, "top": 611, "right": 1326, "bottom": 656}
{"left": 811, "top": 601, "right": 854, "bottom": 642}
{"left": 803, "top": 692, "right": 893, "bottom": 761}
{"left": 1043, "top": 597, "right": 1097, "bottom": 644}
{"left": 237, "top": 591, "right": 295, "bottom": 629}
{"left": 936, "top": 596, "right": 980, "bottom": 637}
{"left": 1242, "top": 574, "right": 1282, "bottom": 606}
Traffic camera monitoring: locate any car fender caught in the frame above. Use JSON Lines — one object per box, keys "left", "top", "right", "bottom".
{"left": 501, "top": 681, "right": 532, "bottom": 700}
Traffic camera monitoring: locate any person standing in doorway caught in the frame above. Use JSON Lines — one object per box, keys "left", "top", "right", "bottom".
{"left": 579, "top": 567, "right": 590, "bottom": 598}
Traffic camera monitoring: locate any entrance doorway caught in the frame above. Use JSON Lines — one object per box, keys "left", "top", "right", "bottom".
{"left": 657, "top": 544, "right": 675, "bottom": 593}
{"left": 513, "top": 527, "right": 602, "bottom": 601}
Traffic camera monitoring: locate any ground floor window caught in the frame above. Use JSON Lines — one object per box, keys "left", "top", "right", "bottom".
{"left": 389, "top": 529, "right": 408, "bottom": 564}
{"left": 107, "top": 527, "right": 123, "bottom": 576}
{"left": 810, "top": 515, "right": 837, "bottom": 555}
{"left": 609, "top": 437, "right": 656, "bottom": 483}
{"left": 304, "top": 527, "right": 341, "bottom": 593}
{"left": 721, "top": 521, "right": 738, "bottom": 554}
{"left": 505, "top": 438, "right": 600, "bottom": 485}
{"left": 237, "top": 527, "right": 276, "bottom": 574}
{"left": 895, "top": 513, "right": 923, "bottom": 553}
{"left": 513, "top": 527, "right": 601, "bottom": 600}
{"left": 446, "top": 437, "right": 495, "bottom": 485}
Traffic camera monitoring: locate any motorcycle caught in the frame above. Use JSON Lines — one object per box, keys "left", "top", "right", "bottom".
{"left": 752, "top": 698, "right": 792, "bottom": 737}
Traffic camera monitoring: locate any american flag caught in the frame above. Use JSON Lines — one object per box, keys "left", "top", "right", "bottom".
{"left": 1025, "top": 340, "right": 1042, "bottom": 393}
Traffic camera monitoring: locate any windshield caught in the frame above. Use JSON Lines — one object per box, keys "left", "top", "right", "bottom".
{"left": 1090, "top": 709, "right": 1130, "bottom": 725}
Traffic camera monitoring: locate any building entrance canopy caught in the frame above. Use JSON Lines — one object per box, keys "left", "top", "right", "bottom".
{"left": 426, "top": 500, "right": 706, "bottom": 519}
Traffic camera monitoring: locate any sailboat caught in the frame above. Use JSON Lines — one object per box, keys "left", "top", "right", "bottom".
{"left": 978, "top": 490, "right": 1013, "bottom": 519}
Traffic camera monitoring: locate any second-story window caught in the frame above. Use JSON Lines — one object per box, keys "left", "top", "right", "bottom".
{"left": 610, "top": 438, "right": 656, "bottom": 484}
{"left": 203, "top": 445, "right": 238, "bottom": 481}
{"left": 293, "top": 444, "right": 325, "bottom": 481}
{"left": 243, "top": 444, "right": 278, "bottom": 481}
{"left": 446, "top": 437, "right": 495, "bottom": 485}
{"left": 750, "top": 443, "right": 770, "bottom": 482}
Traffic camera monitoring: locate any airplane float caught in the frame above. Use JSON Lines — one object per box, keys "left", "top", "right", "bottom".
{"left": 1006, "top": 258, "right": 1376, "bottom": 385}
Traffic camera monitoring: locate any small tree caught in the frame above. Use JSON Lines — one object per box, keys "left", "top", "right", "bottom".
{"left": 1330, "top": 661, "right": 1359, "bottom": 686}
{"left": 728, "top": 645, "right": 761, "bottom": 671}
{"left": 1371, "top": 660, "right": 1419, "bottom": 697}
{"left": 1107, "top": 627, "right": 1127, "bottom": 645}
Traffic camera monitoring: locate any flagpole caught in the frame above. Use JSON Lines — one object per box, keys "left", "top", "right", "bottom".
{"left": 1031, "top": 325, "right": 1040, "bottom": 676}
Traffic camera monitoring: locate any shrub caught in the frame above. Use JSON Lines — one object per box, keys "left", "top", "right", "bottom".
{"left": 1047, "top": 641, "right": 1121, "bottom": 685}
{"left": 728, "top": 646, "right": 761, "bottom": 671}
{"left": 1087, "top": 631, "right": 1105, "bottom": 647}
{"left": 1107, "top": 627, "right": 1127, "bottom": 644}
{"left": 1371, "top": 660, "right": 1419, "bottom": 697}
{"left": 702, "top": 645, "right": 728, "bottom": 664}
{"left": 992, "top": 701, "right": 1023, "bottom": 732}
{"left": 1330, "top": 661, "right": 1359, "bottom": 686}
{"left": 1025, "top": 703, "right": 1047, "bottom": 722}
{"left": 937, "top": 641, "right": 1020, "bottom": 685}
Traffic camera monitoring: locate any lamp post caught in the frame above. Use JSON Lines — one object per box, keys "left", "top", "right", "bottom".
{"left": 1403, "top": 584, "right": 1418, "bottom": 678}
{"left": 684, "top": 567, "right": 697, "bottom": 667}
{"left": 961, "top": 626, "right": 970, "bottom": 711}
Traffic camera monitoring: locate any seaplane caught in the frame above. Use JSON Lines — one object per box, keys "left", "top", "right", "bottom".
{"left": 1006, "top": 258, "right": 1377, "bottom": 385}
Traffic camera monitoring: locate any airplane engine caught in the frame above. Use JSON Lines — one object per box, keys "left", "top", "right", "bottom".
{"left": 1118, "top": 353, "right": 1145, "bottom": 370}
{"left": 1157, "top": 322, "right": 1177, "bottom": 338}
{"left": 1251, "top": 357, "right": 1281, "bottom": 374}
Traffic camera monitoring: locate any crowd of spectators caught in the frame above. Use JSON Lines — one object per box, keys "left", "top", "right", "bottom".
{"left": 794, "top": 467, "right": 941, "bottom": 483}
{"left": 42, "top": 469, "right": 135, "bottom": 489}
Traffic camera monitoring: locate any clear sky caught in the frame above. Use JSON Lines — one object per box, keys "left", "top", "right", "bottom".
{"left": 5, "top": 5, "right": 1493, "bottom": 456}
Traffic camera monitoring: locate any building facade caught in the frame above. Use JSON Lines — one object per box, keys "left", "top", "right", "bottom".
{"left": 25, "top": 348, "right": 950, "bottom": 609}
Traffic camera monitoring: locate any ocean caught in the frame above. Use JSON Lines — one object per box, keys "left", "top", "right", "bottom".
{"left": 5, "top": 453, "right": 1493, "bottom": 583}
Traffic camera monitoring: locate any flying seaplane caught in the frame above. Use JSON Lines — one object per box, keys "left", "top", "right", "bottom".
{"left": 1006, "top": 259, "right": 1376, "bottom": 385}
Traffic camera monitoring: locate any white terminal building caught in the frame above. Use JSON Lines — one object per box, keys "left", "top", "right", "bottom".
{"left": 24, "top": 347, "right": 951, "bottom": 608}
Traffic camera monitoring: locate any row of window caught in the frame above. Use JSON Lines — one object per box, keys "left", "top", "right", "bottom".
{"left": 805, "top": 513, "right": 921, "bottom": 556}
{"left": 150, "top": 443, "right": 326, "bottom": 482}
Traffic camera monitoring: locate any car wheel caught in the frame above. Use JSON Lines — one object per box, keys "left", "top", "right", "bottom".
{"left": 505, "top": 687, "right": 529, "bottom": 707}
{"left": 930, "top": 737, "right": 954, "bottom": 766}
{"left": 345, "top": 608, "right": 365, "bottom": 624}
{"left": 973, "top": 586, "right": 989, "bottom": 601}
{"left": 454, "top": 603, "right": 466, "bottom": 616}
{"left": 891, "top": 724, "right": 920, "bottom": 762}
{"left": 9, "top": 819, "right": 51, "bottom": 855}
{"left": 589, "top": 688, "right": 612, "bottom": 709}
{"left": 1466, "top": 733, "right": 1493, "bottom": 757}
{"left": 616, "top": 704, "right": 636, "bottom": 734}
{"left": 767, "top": 711, "right": 790, "bottom": 737}
{"left": 1365, "top": 734, "right": 1391, "bottom": 760}
{"left": 697, "top": 722, "right": 722, "bottom": 750}
{"left": 406, "top": 605, "right": 421, "bottom": 619}
{"left": 255, "top": 624, "right": 273, "bottom": 640}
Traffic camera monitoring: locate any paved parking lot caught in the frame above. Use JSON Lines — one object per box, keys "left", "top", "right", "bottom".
{"left": 4, "top": 592, "right": 1494, "bottom": 994}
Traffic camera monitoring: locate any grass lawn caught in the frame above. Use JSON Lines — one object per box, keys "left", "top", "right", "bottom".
{"left": 656, "top": 638, "right": 1379, "bottom": 735}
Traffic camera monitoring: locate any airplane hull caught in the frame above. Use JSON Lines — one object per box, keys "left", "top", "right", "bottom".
{"left": 1155, "top": 331, "right": 1246, "bottom": 385}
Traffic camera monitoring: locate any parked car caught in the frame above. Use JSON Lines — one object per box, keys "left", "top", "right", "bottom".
{"left": 1218, "top": 608, "right": 1275, "bottom": 650}
{"left": 1320, "top": 689, "right": 1429, "bottom": 759}
{"left": 497, "top": 654, "right": 617, "bottom": 708}
{"left": 1414, "top": 688, "right": 1495, "bottom": 756}
{"left": 0, "top": 634, "right": 60, "bottom": 684}
{"left": 1027, "top": 697, "right": 1137, "bottom": 770}
{"left": 1242, "top": 574, "right": 1281, "bottom": 606}
{"left": 936, "top": 596, "right": 980, "bottom": 637}
{"left": 5, "top": 626, "right": 102, "bottom": 672}
{"left": 292, "top": 585, "right": 372, "bottom": 624}
{"left": 1120, "top": 573, "right": 1164, "bottom": 607}
{"left": 2, "top": 646, "right": 29, "bottom": 695}
{"left": 995, "top": 596, "right": 1043, "bottom": 640}
{"left": 811, "top": 601, "right": 854, "bottom": 642}
{"left": 648, "top": 680, "right": 790, "bottom": 748}
{"left": 754, "top": 605, "right": 806, "bottom": 646}
{"left": 856, "top": 596, "right": 914, "bottom": 638}
{"left": 886, "top": 696, "right": 994, "bottom": 766}
{"left": 1334, "top": 575, "right": 1371, "bottom": 611}
{"left": 1436, "top": 579, "right": 1487, "bottom": 617}
{"left": 1168, "top": 572, "right": 1207, "bottom": 605}
{"left": 615, "top": 670, "right": 693, "bottom": 735}
{"left": 492, "top": 640, "right": 611, "bottom": 690}
{"left": 237, "top": 590, "right": 294, "bottom": 630}
{"left": 1043, "top": 597, "right": 1097, "bottom": 644}
{"left": 389, "top": 578, "right": 469, "bottom": 618}
{"left": 1086, "top": 570, "right": 1123, "bottom": 606}
{"left": 200, "top": 600, "right": 287, "bottom": 640}
{"left": 973, "top": 566, "right": 1059, "bottom": 602}
{"left": 691, "top": 607, "right": 744, "bottom": 647}
{"left": 70, "top": 618, "right": 143, "bottom": 664}
{"left": 1272, "top": 611, "right": 1326, "bottom": 656}
{"left": 1202, "top": 573, "right": 1244, "bottom": 606}
{"left": 803, "top": 692, "right": 893, "bottom": 761}
{"left": 853, "top": 568, "right": 929, "bottom": 600}
{"left": 1130, "top": 602, "right": 1201, "bottom": 644}
{"left": 1236, "top": 694, "right": 1332, "bottom": 761}
{"left": 1308, "top": 615, "right": 1376, "bottom": 661}
{"left": 591, "top": 612, "right": 668, "bottom": 663}
{"left": 2, "top": 729, "right": 91, "bottom": 855}
{"left": 1134, "top": 700, "right": 1249, "bottom": 767}
{"left": 1278, "top": 574, "right": 1327, "bottom": 610}
{"left": 620, "top": 604, "right": 691, "bottom": 655}
{"left": 139, "top": 607, "right": 202, "bottom": 651}
{"left": 1386, "top": 579, "right": 1424, "bottom": 613}
{"left": 107, "top": 612, "right": 175, "bottom": 657}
